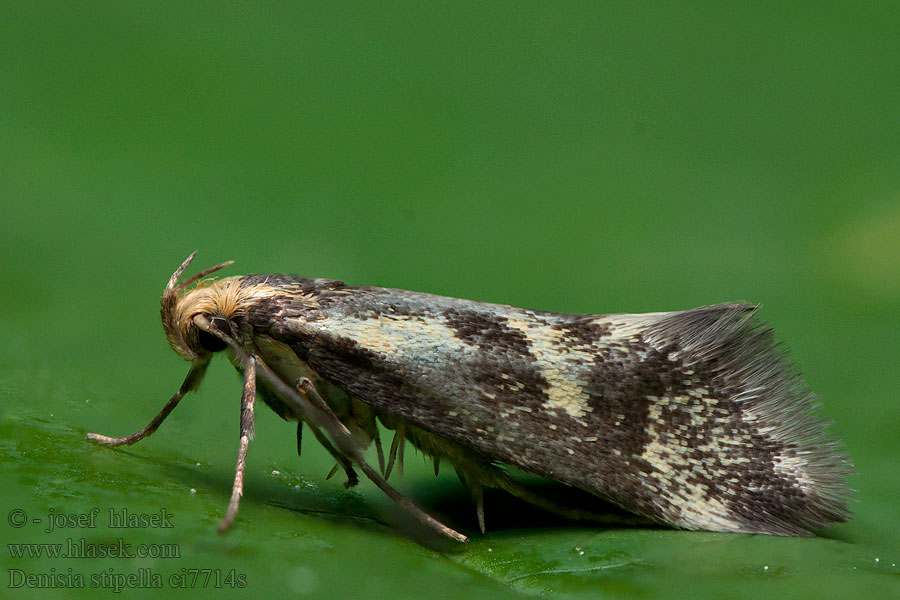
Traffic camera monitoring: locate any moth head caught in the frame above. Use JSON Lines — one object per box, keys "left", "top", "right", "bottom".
{"left": 161, "top": 252, "right": 238, "bottom": 360}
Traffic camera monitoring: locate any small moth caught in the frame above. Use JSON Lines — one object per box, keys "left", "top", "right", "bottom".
{"left": 88, "top": 253, "right": 851, "bottom": 541}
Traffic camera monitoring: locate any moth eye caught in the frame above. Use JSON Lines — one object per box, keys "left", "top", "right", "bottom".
{"left": 197, "top": 316, "right": 229, "bottom": 353}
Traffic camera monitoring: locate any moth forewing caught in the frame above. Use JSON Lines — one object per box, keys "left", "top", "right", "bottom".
{"left": 88, "top": 253, "right": 852, "bottom": 542}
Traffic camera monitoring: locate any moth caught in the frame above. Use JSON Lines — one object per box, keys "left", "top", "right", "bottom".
{"left": 88, "top": 252, "right": 851, "bottom": 541}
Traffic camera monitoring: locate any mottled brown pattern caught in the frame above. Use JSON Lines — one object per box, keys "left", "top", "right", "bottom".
{"left": 442, "top": 308, "right": 533, "bottom": 355}
{"left": 160, "top": 266, "right": 852, "bottom": 536}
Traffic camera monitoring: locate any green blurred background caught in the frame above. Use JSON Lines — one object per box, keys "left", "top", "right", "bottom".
{"left": 2, "top": 2, "right": 898, "bottom": 598}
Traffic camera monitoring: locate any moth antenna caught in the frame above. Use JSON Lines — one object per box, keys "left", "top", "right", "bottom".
{"left": 86, "top": 360, "right": 209, "bottom": 446}
{"left": 161, "top": 252, "right": 233, "bottom": 360}
{"left": 194, "top": 315, "right": 468, "bottom": 543}
{"left": 166, "top": 251, "right": 198, "bottom": 293}
{"left": 174, "top": 260, "right": 235, "bottom": 296}
{"left": 374, "top": 434, "right": 386, "bottom": 475}
{"left": 218, "top": 355, "right": 257, "bottom": 532}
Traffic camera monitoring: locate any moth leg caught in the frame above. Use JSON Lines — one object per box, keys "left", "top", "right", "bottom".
{"left": 398, "top": 429, "right": 406, "bottom": 477}
{"left": 474, "top": 482, "right": 486, "bottom": 534}
{"left": 374, "top": 435, "right": 386, "bottom": 475}
{"left": 296, "top": 422, "right": 359, "bottom": 488}
{"left": 197, "top": 316, "right": 466, "bottom": 541}
{"left": 451, "top": 448, "right": 652, "bottom": 529}
{"left": 350, "top": 398, "right": 385, "bottom": 474}
{"left": 492, "top": 472, "right": 653, "bottom": 527}
{"left": 87, "top": 360, "right": 209, "bottom": 446}
{"left": 292, "top": 380, "right": 359, "bottom": 488}
{"left": 325, "top": 464, "right": 340, "bottom": 480}
{"left": 310, "top": 426, "right": 359, "bottom": 487}
{"left": 385, "top": 421, "right": 407, "bottom": 480}
{"left": 218, "top": 356, "right": 257, "bottom": 532}
{"left": 294, "top": 378, "right": 468, "bottom": 543}
{"left": 296, "top": 422, "right": 303, "bottom": 458}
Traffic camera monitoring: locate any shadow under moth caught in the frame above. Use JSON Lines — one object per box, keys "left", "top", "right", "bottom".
{"left": 88, "top": 252, "right": 852, "bottom": 542}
